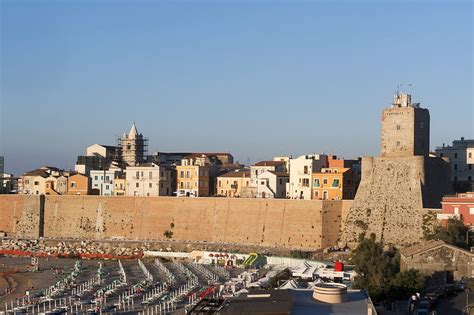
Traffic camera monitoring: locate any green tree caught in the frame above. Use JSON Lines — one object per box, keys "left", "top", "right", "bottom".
{"left": 426, "top": 218, "right": 469, "bottom": 248}
{"left": 387, "top": 269, "right": 427, "bottom": 300}
{"left": 351, "top": 234, "right": 399, "bottom": 301}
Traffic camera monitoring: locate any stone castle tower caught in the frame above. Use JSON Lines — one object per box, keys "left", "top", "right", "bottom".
{"left": 119, "top": 123, "right": 148, "bottom": 166}
{"left": 381, "top": 93, "right": 430, "bottom": 158}
{"left": 340, "top": 93, "right": 451, "bottom": 247}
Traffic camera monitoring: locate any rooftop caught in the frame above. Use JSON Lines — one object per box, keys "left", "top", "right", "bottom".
{"left": 207, "top": 289, "right": 372, "bottom": 315}
{"left": 400, "top": 240, "right": 447, "bottom": 257}
{"left": 254, "top": 160, "right": 286, "bottom": 167}
{"left": 219, "top": 171, "right": 251, "bottom": 178}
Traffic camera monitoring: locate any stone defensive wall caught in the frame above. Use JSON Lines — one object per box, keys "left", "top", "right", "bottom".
{"left": 0, "top": 195, "right": 353, "bottom": 251}
{"left": 340, "top": 155, "right": 449, "bottom": 247}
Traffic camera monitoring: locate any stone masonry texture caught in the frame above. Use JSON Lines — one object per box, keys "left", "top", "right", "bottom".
{"left": 0, "top": 195, "right": 353, "bottom": 251}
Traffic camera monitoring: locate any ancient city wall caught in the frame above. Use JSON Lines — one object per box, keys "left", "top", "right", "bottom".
{"left": 0, "top": 195, "right": 43, "bottom": 238}
{"left": 0, "top": 195, "right": 353, "bottom": 251}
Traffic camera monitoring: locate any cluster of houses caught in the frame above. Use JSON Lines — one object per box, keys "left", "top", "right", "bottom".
{"left": 13, "top": 124, "right": 362, "bottom": 200}
{"left": 3, "top": 124, "right": 472, "bottom": 203}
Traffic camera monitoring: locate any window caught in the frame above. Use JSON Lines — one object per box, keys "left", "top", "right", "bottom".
{"left": 136, "top": 171, "right": 140, "bottom": 179}
{"left": 314, "top": 178, "right": 320, "bottom": 187}
{"left": 94, "top": 176, "right": 98, "bottom": 180}
{"left": 314, "top": 191, "right": 319, "bottom": 197}
{"left": 219, "top": 181, "right": 222, "bottom": 187}
{"left": 397, "top": 140, "right": 401, "bottom": 147}
{"left": 302, "top": 178, "right": 310, "bottom": 187}
{"left": 420, "top": 121, "right": 424, "bottom": 129}
{"left": 105, "top": 185, "right": 109, "bottom": 190}
{"left": 279, "top": 179, "right": 282, "bottom": 185}
{"left": 195, "top": 181, "right": 198, "bottom": 187}
{"left": 136, "top": 183, "right": 139, "bottom": 188}
{"left": 34, "top": 181, "right": 39, "bottom": 186}
{"left": 323, "top": 178, "right": 328, "bottom": 185}
{"left": 454, "top": 153, "right": 458, "bottom": 159}
{"left": 304, "top": 166, "right": 309, "bottom": 174}
{"left": 332, "top": 179, "right": 340, "bottom": 187}
{"left": 454, "top": 164, "right": 458, "bottom": 170}
{"left": 149, "top": 172, "right": 153, "bottom": 179}
{"left": 180, "top": 182, "right": 184, "bottom": 189}
{"left": 469, "top": 152, "right": 473, "bottom": 159}
{"left": 470, "top": 208, "right": 474, "bottom": 215}
{"left": 396, "top": 125, "right": 401, "bottom": 130}
{"left": 180, "top": 171, "right": 184, "bottom": 178}
{"left": 149, "top": 183, "right": 152, "bottom": 188}
{"left": 469, "top": 165, "right": 472, "bottom": 170}
{"left": 71, "top": 181, "right": 76, "bottom": 188}
{"left": 186, "top": 171, "right": 190, "bottom": 178}
{"left": 454, "top": 207, "right": 459, "bottom": 215}
{"left": 468, "top": 176, "right": 472, "bottom": 181}
{"left": 186, "top": 182, "right": 190, "bottom": 189}
{"left": 160, "top": 183, "right": 163, "bottom": 188}
{"left": 105, "top": 176, "right": 109, "bottom": 181}
{"left": 141, "top": 171, "right": 144, "bottom": 177}
{"left": 323, "top": 191, "right": 328, "bottom": 200}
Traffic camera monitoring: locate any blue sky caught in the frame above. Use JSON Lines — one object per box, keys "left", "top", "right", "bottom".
{"left": 1, "top": 0, "right": 472, "bottom": 175}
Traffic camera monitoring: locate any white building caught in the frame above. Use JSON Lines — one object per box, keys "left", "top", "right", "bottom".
{"left": 257, "top": 171, "right": 289, "bottom": 198}
{"left": 289, "top": 154, "right": 328, "bottom": 199}
{"left": 250, "top": 161, "right": 287, "bottom": 187}
{"left": 435, "top": 137, "right": 474, "bottom": 190}
{"left": 90, "top": 169, "right": 121, "bottom": 196}
{"left": 75, "top": 144, "right": 121, "bottom": 174}
{"left": 126, "top": 163, "right": 174, "bottom": 197}
{"left": 19, "top": 166, "right": 68, "bottom": 195}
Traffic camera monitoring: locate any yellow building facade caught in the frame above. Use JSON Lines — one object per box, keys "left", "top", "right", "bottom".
{"left": 114, "top": 175, "right": 126, "bottom": 196}
{"left": 176, "top": 156, "right": 211, "bottom": 197}
{"left": 217, "top": 171, "right": 251, "bottom": 197}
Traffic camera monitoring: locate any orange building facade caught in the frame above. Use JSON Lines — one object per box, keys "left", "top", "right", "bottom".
{"left": 67, "top": 173, "right": 91, "bottom": 195}
{"left": 311, "top": 167, "right": 357, "bottom": 200}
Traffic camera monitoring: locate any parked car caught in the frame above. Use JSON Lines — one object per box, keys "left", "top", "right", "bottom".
{"left": 424, "top": 292, "right": 438, "bottom": 306}
{"left": 173, "top": 189, "right": 197, "bottom": 197}
{"left": 434, "top": 286, "right": 448, "bottom": 298}
{"left": 417, "top": 298, "right": 434, "bottom": 312}
{"left": 456, "top": 281, "right": 468, "bottom": 292}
